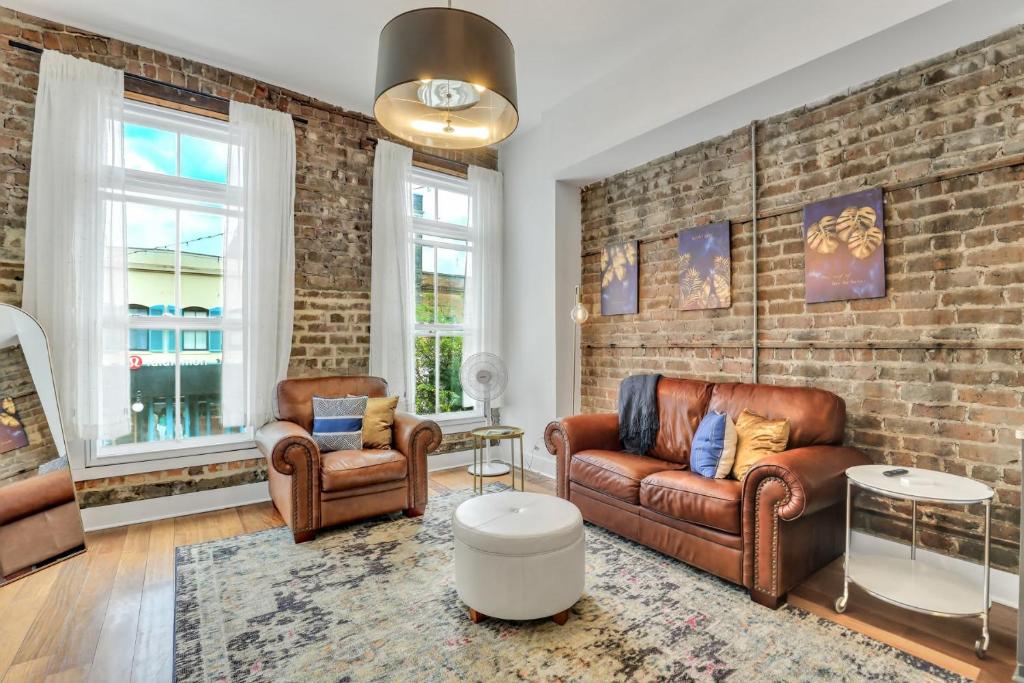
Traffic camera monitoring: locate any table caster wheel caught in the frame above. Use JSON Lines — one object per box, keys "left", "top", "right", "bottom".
{"left": 834, "top": 596, "right": 847, "bottom": 614}
{"left": 974, "top": 636, "right": 989, "bottom": 659}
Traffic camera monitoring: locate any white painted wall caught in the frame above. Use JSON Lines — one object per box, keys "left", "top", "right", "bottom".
{"left": 502, "top": 0, "right": 1024, "bottom": 467}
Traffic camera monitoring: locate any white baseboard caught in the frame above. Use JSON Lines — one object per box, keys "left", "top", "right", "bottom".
{"left": 428, "top": 449, "right": 474, "bottom": 472}
{"left": 80, "top": 481, "right": 270, "bottom": 532}
{"left": 852, "top": 529, "right": 1018, "bottom": 609}
{"left": 525, "top": 451, "right": 556, "bottom": 479}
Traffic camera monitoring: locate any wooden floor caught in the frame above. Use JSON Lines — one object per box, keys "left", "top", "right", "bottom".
{"left": 0, "top": 468, "right": 1015, "bottom": 682}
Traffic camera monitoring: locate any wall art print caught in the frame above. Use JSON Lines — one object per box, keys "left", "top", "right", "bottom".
{"left": 678, "top": 221, "right": 731, "bottom": 310}
{"left": 0, "top": 396, "right": 28, "bottom": 454}
{"left": 803, "top": 187, "right": 885, "bottom": 303}
{"left": 600, "top": 240, "right": 639, "bottom": 315}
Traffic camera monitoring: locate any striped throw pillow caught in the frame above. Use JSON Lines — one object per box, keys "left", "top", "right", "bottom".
{"left": 311, "top": 395, "right": 367, "bottom": 451}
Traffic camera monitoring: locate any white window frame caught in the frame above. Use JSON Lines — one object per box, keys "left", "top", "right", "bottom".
{"left": 86, "top": 100, "right": 252, "bottom": 467}
{"left": 408, "top": 168, "right": 482, "bottom": 425}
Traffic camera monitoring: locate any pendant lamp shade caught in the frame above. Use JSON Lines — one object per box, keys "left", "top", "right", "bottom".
{"left": 374, "top": 8, "right": 518, "bottom": 150}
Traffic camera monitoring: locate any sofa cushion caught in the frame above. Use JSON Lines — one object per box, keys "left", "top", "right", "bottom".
{"left": 570, "top": 450, "right": 683, "bottom": 504}
{"left": 731, "top": 410, "right": 790, "bottom": 480}
{"left": 648, "top": 378, "right": 714, "bottom": 464}
{"left": 321, "top": 449, "right": 407, "bottom": 493}
{"left": 640, "top": 470, "right": 742, "bottom": 534}
{"left": 690, "top": 411, "right": 737, "bottom": 479}
{"left": 708, "top": 382, "right": 844, "bottom": 448}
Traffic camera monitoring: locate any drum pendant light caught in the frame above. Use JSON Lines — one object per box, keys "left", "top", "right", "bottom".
{"left": 374, "top": 3, "right": 518, "bottom": 150}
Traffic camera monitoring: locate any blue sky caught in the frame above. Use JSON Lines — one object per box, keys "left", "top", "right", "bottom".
{"left": 124, "top": 123, "right": 228, "bottom": 184}
{"left": 124, "top": 123, "right": 227, "bottom": 257}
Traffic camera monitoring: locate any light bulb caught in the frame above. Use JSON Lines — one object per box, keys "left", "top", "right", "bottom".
{"left": 569, "top": 303, "right": 589, "bottom": 324}
{"left": 410, "top": 119, "right": 489, "bottom": 139}
{"left": 131, "top": 400, "right": 144, "bottom": 413}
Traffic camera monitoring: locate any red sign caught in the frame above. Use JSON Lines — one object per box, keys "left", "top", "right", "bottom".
{"left": 129, "top": 355, "right": 143, "bottom": 370}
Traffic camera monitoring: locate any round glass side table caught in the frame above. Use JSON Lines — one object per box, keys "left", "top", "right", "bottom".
{"left": 470, "top": 426, "right": 525, "bottom": 495}
{"left": 837, "top": 464, "right": 994, "bottom": 658}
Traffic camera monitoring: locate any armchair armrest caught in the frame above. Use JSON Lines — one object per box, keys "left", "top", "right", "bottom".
{"left": 742, "top": 445, "right": 871, "bottom": 521}
{"left": 392, "top": 412, "right": 442, "bottom": 515}
{"left": 255, "top": 420, "right": 322, "bottom": 538}
{"left": 545, "top": 413, "right": 621, "bottom": 498}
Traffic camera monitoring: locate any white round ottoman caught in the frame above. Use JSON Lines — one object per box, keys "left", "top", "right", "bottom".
{"left": 453, "top": 491, "right": 585, "bottom": 625}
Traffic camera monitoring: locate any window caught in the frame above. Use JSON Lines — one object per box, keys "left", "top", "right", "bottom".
{"left": 95, "top": 100, "right": 244, "bottom": 461}
{"left": 409, "top": 170, "right": 475, "bottom": 419}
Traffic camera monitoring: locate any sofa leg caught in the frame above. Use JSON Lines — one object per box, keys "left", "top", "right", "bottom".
{"left": 292, "top": 529, "right": 316, "bottom": 544}
{"left": 750, "top": 590, "right": 786, "bottom": 609}
{"left": 403, "top": 507, "right": 425, "bottom": 518}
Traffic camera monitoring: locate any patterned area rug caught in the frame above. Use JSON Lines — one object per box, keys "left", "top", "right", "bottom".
{"left": 174, "top": 488, "right": 966, "bottom": 682}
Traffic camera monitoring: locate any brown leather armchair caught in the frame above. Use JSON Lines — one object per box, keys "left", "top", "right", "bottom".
{"left": 256, "top": 376, "right": 442, "bottom": 543}
{"left": 0, "top": 469, "right": 85, "bottom": 579}
{"left": 546, "top": 378, "right": 870, "bottom": 608}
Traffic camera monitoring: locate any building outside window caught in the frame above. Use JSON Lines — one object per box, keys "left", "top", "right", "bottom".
{"left": 409, "top": 169, "right": 475, "bottom": 419}
{"left": 94, "top": 100, "right": 244, "bottom": 463}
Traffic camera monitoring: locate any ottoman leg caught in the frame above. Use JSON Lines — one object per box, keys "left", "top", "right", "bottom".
{"left": 551, "top": 609, "right": 569, "bottom": 625}
{"left": 469, "top": 608, "right": 489, "bottom": 624}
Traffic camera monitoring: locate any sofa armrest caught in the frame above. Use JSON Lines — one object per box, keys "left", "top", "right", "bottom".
{"left": 544, "top": 413, "right": 621, "bottom": 498}
{"left": 742, "top": 445, "right": 871, "bottom": 521}
{"left": 392, "top": 412, "right": 442, "bottom": 514}
{"left": 741, "top": 444, "right": 871, "bottom": 605}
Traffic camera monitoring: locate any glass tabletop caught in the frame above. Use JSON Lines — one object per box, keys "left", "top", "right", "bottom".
{"left": 471, "top": 425, "right": 524, "bottom": 439}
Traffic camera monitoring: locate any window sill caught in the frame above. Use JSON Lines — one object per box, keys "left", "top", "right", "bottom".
{"left": 421, "top": 414, "right": 486, "bottom": 434}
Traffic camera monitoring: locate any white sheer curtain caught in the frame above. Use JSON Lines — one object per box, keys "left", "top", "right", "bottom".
{"left": 465, "top": 165, "right": 504, "bottom": 406}
{"left": 222, "top": 100, "right": 296, "bottom": 429}
{"left": 369, "top": 140, "right": 414, "bottom": 411}
{"left": 23, "top": 50, "right": 129, "bottom": 441}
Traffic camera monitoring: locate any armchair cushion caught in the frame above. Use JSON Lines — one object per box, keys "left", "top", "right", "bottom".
{"left": 320, "top": 449, "right": 407, "bottom": 493}
{"left": 569, "top": 450, "right": 682, "bottom": 504}
{"left": 641, "top": 470, "right": 742, "bottom": 534}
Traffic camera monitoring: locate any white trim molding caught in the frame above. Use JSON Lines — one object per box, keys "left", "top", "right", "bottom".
{"left": 80, "top": 481, "right": 270, "bottom": 531}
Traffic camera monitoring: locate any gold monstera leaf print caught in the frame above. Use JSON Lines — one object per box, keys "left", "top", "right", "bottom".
{"left": 1, "top": 397, "right": 14, "bottom": 415}
{"left": 601, "top": 244, "right": 630, "bottom": 287}
{"left": 0, "top": 413, "right": 17, "bottom": 428}
{"left": 835, "top": 206, "right": 877, "bottom": 243}
{"left": 806, "top": 215, "right": 839, "bottom": 254}
{"left": 712, "top": 256, "right": 730, "bottom": 306}
{"left": 847, "top": 223, "right": 884, "bottom": 259}
{"left": 680, "top": 267, "right": 706, "bottom": 308}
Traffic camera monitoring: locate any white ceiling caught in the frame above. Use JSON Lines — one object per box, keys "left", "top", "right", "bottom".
{"left": 3, "top": 1, "right": 953, "bottom": 134}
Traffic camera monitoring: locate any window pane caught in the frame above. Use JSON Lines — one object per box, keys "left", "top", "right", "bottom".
{"left": 438, "top": 189, "right": 469, "bottom": 226}
{"left": 411, "top": 183, "right": 435, "bottom": 220}
{"left": 124, "top": 123, "right": 176, "bottom": 176}
{"left": 436, "top": 247, "right": 466, "bottom": 324}
{"left": 414, "top": 334, "right": 437, "bottom": 415}
{"left": 127, "top": 203, "right": 176, "bottom": 310}
{"left": 180, "top": 344, "right": 239, "bottom": 436}
{"left": 414, "top": 233, "right": 468, "bottom": 247}
{"left": 438, "top": 335, "right": 471, "bottom": 413}
{"left": 179, "top": 211, "right": 224, "bottom": 316}
{"left": 415, "top": 244, "right": 435, "bottom": 324}
{"left": 106, "top": 330, "right": 177, "bottom": 447}
{"left": 180, "top": 135, "right": 228, "bottom": 184}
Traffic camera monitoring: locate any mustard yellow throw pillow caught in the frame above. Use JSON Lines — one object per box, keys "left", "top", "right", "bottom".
{"left": 362, "top": 396, "right": 399, "bottom": 449}
{"left": 730, "top": 410, "right": 790, "bottom": 480}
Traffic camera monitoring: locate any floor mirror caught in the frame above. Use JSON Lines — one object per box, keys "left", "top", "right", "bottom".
{"left": 0, "top": 303, "right": 85, "bottom": 585}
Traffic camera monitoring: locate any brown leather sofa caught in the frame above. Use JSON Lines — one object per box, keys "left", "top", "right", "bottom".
{"left": 0, "top": 469, "right": 85, "bottom": 579}
{"left": 256, "top": 376, "right": 442, "bottom": 543}
{"left": 545, "top": 378, "right": 870, "bottom": 608}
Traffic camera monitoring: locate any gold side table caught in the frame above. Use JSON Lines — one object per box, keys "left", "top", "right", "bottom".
{"left": 470, "top": 426, "right": 525, "bottom": 495}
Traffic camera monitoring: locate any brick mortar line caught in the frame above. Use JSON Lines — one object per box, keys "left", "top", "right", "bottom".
{"left": 579, "top": 152, "right": 1024, "bottom": 257}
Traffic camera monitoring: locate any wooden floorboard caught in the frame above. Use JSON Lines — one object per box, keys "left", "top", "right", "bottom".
{"left": 0, "top": 467, "right": 1015, "bottom": 682}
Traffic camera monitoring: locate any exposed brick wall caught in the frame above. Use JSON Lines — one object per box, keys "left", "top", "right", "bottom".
{"left": 0, "top": 342, "right": 57, "bottom": 484}
{"left": 580, "top": 26, "right": 1024, "bottom": 571}
{"left": 0, "top": 8, "right": 497, "bottom": 505}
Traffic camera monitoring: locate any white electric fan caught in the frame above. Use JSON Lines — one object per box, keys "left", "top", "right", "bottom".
{"left": 460, "top": 351, "right": 510, "bottom": 476}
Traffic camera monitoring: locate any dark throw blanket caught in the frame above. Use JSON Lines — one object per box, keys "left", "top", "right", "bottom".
{"left": 618, "top": 374, "right": 662, "bottom": 454}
